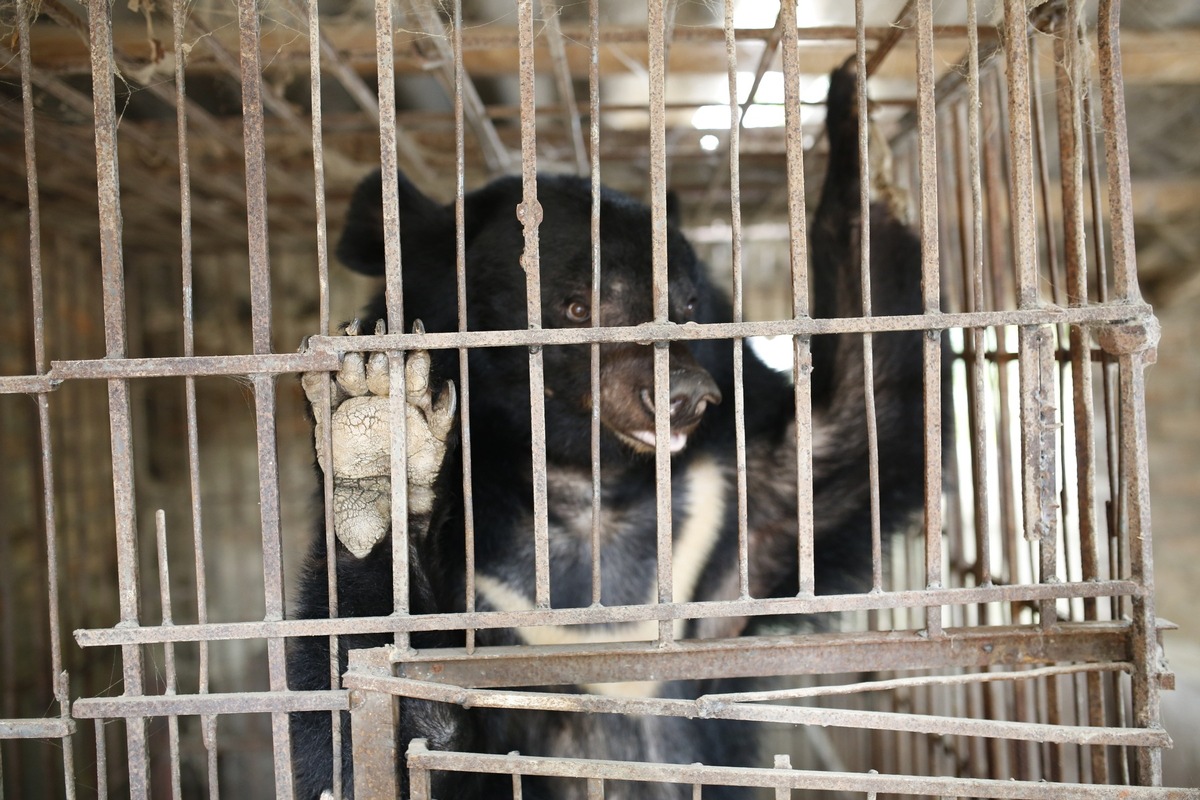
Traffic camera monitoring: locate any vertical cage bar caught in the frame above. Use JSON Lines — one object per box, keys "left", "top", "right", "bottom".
{"left": 350, "top": 649, "right": 398, "bottom": 798}
{"left": 1053, "top": 4, "right": 1101, "bottom": 598}
{"left": 153, "top": 512, "right": 183, "bottom": 799}
{"left": 1097, "top": 0, "right": 1140, "bottom": 304}
{"left": 779, "top": 0, "right": 815, "bottom": 596}
{"left": 235, "top": 0, "right": 294, "bottom": 790}
{"left": 374, "top": 0, "right": 403, "bottom": 330}
{"left": 237, "top": 0, "right": 273, "bottom": 357}
{"left": 648, "top": 0, "right": 675, "bottom": 642}
{"left": 723, "top": 0, "right": 750, "bottom": 599}
{"left": 516, "top": 0, "right": 551, "bottom": 609}
{"left": 1030, "top": 33, "right": 1068, "bottom": 633}
{"left": 962, "top": 0, "right": 993, "bottom": 598}
{"left": 854, "top": 0, "right": 884, "bottom": 594}
{"left": 588, "top": 0, "right": 604, "bottom": 606}
{"left": 85, "top": 2, "right": 150, "bottom": 794}
{"left": 300, "top": 1, "right": 342, "bottom": 793}
{"left": 1003, "top": 2, "right": 1059, "bottom": 635}
{"left": 16, "top": 1, "right": 76, "bottom": 795}
{"left": 304, "top": 0, "right": 331, "bottom": 338}
{"left": 314, "top": 371, "right": 342, "bottom": 796}
{"left": 915, "top": 0, "right": 944, "bottom": 633}
{"left": 1052, "top": 2, "right": 1109, "bottom": 781}
{"left": 94, "top": 720, "right": 108, "bottom": 800}
{"left": 1095, "top": 3, "right": 1161, "bottom": 778}
{"left": 452, "top": 0, "right": 479, "bottom": 656}
{"left": 373, "top": 0, "right": 414, "bottom": 654}
{"left": 168, "top": 0, "right": 219, "bottom": 791}
{"left": 407, "top": 739, "right": 431, "bottom": 800}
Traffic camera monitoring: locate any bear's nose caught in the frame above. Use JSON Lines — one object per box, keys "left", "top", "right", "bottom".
{"left": 640, "top": 368, "right": 722, "bottom": 427}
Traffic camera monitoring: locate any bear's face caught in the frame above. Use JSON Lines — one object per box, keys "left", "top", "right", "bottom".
{"left": 464, "top": 179, "right": 723, "bottom": 460}
{"left": 338, "top": 172, "right": 723, "bottom": 464}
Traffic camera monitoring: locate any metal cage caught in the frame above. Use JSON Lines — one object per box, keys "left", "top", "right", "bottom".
{"left": 0, "top": 0, "right": 1193, "bottom": 798}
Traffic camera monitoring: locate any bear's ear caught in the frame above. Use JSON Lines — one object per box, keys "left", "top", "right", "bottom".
{"left": 336, "top": 170, "right": 444, "bottom": 276}
{"left": 666, "top": 189, "right": 683, "bottom": 229}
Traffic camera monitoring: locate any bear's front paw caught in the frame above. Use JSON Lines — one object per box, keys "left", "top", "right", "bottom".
{"left": 302, "top": 319, "right": 456, "bottom": 559}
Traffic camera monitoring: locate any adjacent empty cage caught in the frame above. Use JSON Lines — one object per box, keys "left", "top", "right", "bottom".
{"left": 0, "top": 0, "right": 1194, "bottom": 798}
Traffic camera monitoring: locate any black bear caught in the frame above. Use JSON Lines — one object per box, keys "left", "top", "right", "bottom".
{"left": 287, "top": 61, "right": 927, "bottom": 799}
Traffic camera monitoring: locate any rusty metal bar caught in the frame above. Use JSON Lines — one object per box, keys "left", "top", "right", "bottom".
{"left": 1003, "top": 5, "right": 1059, "bottom": 616}
{"left": 706, "top": 663, "right": 1130, "bottom": 704}
{"left": 405, "top": 742, "right": 1198, "bottom": 799}
{"left": 540, "top": 0, "right": 588, "bottom": 176}
{"left": 94, "top": 718, "right": 107, "bottom": 800}
{"left": 389, "top": 342, "right": 413, "bottom": 640}
{"left": 85, "top": 1, "right": 150, "bottom": 794}
{"left": 384, "top": 623, "right": 1136, "bottom": 689}
{"left": 1097, "top": 2, "right": 1139, "bottom": 304}
{"left": 348, "top": 648, "right": 398, "bottom": 799}
{"left": 0, "top": 300, "right": 1156, "bottom": 382}
{"left": 0, "top": 304, "right": 1155, "bottom": 393}
{"left": 14, "top": 2, "right": 77, "bottom": 795}
{"left": 1030, "top": 32, "right": 1067, "bottom": 634}
{"left": 235, "top": 0, "right": 294, "bottom": 790}
{"left": 779, "top": 0, "right": 815, "bottom": 597}
{"left": 312, "top": 370, "right": 342, "bottom": 796}
{"left": 153, "top": 512, "right": 183, "bottom": 799}
{"left": 515, "top": 0, "right": 552, "bottom": 609}
{"left": 0, "top": 719, "right": 74, "bottom": 739}
{"left": 648, "top": 0, "right": 675, "bottom": 643}
{"left": 367, "top": 676, "right": 1170, "bottom": 748}
{"left": 963, "top": 0, "right": 993, "bottom": 595}
{"left": 374, "top": 0, "right": 403, "bottom": 334}
{"left": 298, "top": 0, "right": 342, "bottom": 790}
{"left": 1053, "top": 3, "right": 1109, "bottom": 781}
{"left": 914, "top": 0, "right": 944, "bottom": 635}
{"left": 451, "top": 0, "right": 479, "bottom": 660}
{"left": 408, "top": 739, "right": 432, "bottom": 799}
{"left": 722, "top": 0, "right": 750, "bottom": 599}
{"left": 72, "top": 691, "right": 350, "bottom": 719}
{"left": 853, "top": 0, "right": 885, "bottom": 593}
{"left": 1095, "top": 0, "right": 1163, "bottom": 778}
{"left": 1111, "top": 338, "right": 1163, "bottom": 786}
{"left": 168, "top": 20, "right": 213, "bottom": 780}
{"left": 74, "top": 579, "right": 1147, "bottom": 647}
{"left": 301, "top": 0, "right": 331, "bottom": 336}
{"left": 165, "top": 2, "right": 216, "bottom": 764}
{"left": 588, "top": 0, "right": 603, "bottom": 606}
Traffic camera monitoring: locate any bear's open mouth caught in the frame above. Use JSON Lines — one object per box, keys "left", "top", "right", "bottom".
{"left": 608, "top": 425, "right": 692, "bottom": 455}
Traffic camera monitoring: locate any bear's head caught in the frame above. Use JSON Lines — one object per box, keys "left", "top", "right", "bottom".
{"left": 337, "top": 171, "right": 724, "bottom": 467}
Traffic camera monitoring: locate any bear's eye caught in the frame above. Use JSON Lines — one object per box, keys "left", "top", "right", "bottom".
{"left": 564, "top": 299, "right": 591, "bottom": 324}
{"left": 684, "top": 297, "right": 697, "bottom": 319}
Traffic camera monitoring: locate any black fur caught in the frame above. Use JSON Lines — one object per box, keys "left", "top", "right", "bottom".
{"left": 288, "top": 61, "right": 928, "bottom": 799}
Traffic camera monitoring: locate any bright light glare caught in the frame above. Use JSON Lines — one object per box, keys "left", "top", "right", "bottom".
{"left": 733, "top": 0, "right": 781, "bottom": 29}
{"left": 691, "top": 104, "right": 786, "bottom": 130}
{"left": 692, "top": 105, "right": 732, "bottom": 130}
{"left": 700, "top": 134, "right": 720, "bottom": 151}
